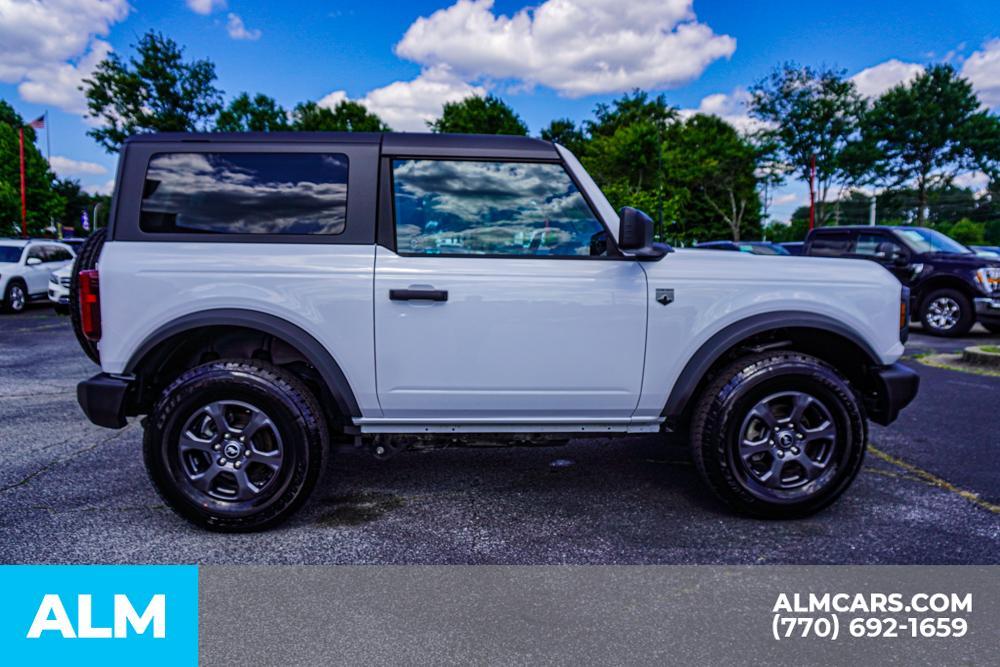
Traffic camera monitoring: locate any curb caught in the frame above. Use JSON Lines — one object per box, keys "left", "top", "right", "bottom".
{"left": 961, "top": 345, "right": 1000, "bottom": 368}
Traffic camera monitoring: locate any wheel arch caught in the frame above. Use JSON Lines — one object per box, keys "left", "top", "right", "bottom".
{"left": 914, "top": 275, "right": 977, "bottom": 306}
{"left": 125, "top": 309, "right": 361, "bottom": 425}
{"left": 661, "top": 311, "right": 883, "bottom": 429}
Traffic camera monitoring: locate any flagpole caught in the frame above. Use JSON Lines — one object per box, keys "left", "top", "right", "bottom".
{"left": 19, "top": 126, "right": 27, "bottom": 238}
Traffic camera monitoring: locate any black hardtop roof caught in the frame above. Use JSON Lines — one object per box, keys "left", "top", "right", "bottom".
{"left": 124, "top": 132, "right": 559, "bottom": 159}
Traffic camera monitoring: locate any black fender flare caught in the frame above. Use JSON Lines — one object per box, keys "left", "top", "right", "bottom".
{"left": 661, "top": 311, "right": 882, "bottom": 423}
{"left": 125, "top": 308, "right": 361, "bottom": 419}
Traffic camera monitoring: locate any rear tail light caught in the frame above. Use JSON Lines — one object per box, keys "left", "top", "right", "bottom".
{"left": 899, "top": 286, "right": 910, "bottom": 344}
{"left": 78, "top": 269, "right": 102, "bottom": 341}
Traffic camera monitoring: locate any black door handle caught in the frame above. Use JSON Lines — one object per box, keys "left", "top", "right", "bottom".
{"left": 389, "top": 289, "right": 448, "bottom": 302}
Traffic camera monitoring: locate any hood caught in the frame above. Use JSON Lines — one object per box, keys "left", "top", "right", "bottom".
{"left": 654, "top": 248, "right": 900, "bottom": 288}
{"left": 0, "top": 261, "right": 18, "bottom": 271}
{"left": 918, "top": 251, "right": 1000, "bottom": 269}
{"left": 53, "top": 264, "right": 73, "bottom": 277}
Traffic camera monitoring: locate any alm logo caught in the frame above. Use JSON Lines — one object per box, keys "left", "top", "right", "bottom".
{"left": 27, "top": 593, "right": 166, "bottom": 639}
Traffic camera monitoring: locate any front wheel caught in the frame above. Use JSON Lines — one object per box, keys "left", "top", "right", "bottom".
{"left": 144, "top": 359, "right": 329, "bottom": 532}
{"left": 3, "top": 281, "right": 27, "bottom": 313}
{"left": 690, "top": 352, "right": 867, "bottom": 519}
{"left": 920, "top": 288, "right": 973, "bottom": 337}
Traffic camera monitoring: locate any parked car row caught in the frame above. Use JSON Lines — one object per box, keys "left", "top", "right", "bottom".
{"left": 696, "top": 226, "right": 1000, "bottom": 337}
{"left": 0, "top": 239, "right": 76, "bottom": 313}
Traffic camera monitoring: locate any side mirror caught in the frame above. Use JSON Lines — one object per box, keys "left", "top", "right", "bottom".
{"left": 26, "top": 256, "right": 42, "bottom": 266}
{"left": 875, "top": 241, "right": 908, "bottom": 266}
{"left": 618, "top": 207, "right": 671, "bottom": 261}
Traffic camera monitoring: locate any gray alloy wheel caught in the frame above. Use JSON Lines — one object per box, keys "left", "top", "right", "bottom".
{"left": 735, "top": 390, "right": 838, "bottom": 498}
{"left": 176, "top": 400, "right": 285, "bottom": 503}
{"left": 6, "top": 283, "right": 26, "bottom": 313}
{"left": 925, "top": 296, "right": 961, "bottom": 332}
{"left": 689, "top": 351, "right": 866, "bottom": 519}
{"left": 144, "top": 359, "right": 329, "bottom": 531}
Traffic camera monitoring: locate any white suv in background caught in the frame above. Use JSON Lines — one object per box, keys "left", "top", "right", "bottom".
{"left": 0, "top": 239, "right": 75, "bottom": 313}
{"left": 49, "top": 264, "right": 73, "bottom": 314}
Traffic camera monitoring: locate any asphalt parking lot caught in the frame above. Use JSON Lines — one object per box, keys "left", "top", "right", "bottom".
{"left": 1, "top": 305, "right": 997, "bottom": 565}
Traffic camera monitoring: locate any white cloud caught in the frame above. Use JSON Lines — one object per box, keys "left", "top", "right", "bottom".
{"left": 319, "top": 66, "right": 485, "bottom": 132}
{"left": 226, "top": 13, "right": 261, "bottom": 40}
{"left": 317, "top": 90, "right": 348, "bottom": 109}
{"left": 394, "top": 0, "right": 735, "bottom": 97}
{"left": 952, "top": 170, "right": 989, "bottom": 193}
{"left": 84, "top": 178, "right": 115, "bottom": 195}
{"left": 961, "top": 39, "right": 1000, "bottom": 109}
{"left": 49, "top": 155, "right": 108, "bottom": 176}
{"left": 186, "top": 0, "right": 225, "bottom": 15}
{"left": 772, "top": 193, "right": 797, "bottom": 206}
{"left": 0, "top": 0, "right": 129, "bottom": 112}
{"left": 17, "top": 39, "right": 112, "bottom": 114}
{"left": 679, "top": 87, "right": 764, "bottom": 133}
{"left": 850, "top": 59, "right": 924, "bottom": 98}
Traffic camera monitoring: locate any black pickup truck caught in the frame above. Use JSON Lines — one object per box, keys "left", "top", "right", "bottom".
{"left": 804, "top": 225, "right": 1000, "bottom": 337}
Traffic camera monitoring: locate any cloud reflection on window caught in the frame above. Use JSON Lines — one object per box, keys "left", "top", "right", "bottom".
{"left": 392, "top": 159, "right": 605, "bottom": 257}
{"left": 140, "top": 153, "right": 348, "bottom": 235}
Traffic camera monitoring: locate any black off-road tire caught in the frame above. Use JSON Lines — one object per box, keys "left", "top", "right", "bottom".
{"left": 919, "top": 288, "right": 974, "bottom": 338}
{"left": 690, "top": 351, "right": 867, "bottom": 519}
{"left": 69, "top": 228, "right": 106, "bottom": 363}
{"left": 144, "top": 359, "right": 329, "bottom": 532}
{"left": 2, "top": 279, "right": 28, "bottom": 314}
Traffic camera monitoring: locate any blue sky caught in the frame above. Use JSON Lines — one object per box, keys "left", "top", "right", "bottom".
{"left": 2, "top": 0, "right": 998, "bottom": 221}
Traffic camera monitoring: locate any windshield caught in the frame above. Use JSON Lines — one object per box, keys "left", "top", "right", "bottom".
{"left": 895, "top": 228, "right": 972, "bottom": 255}
{"left": 0, "top": 246, "right": 24, "bottom": 263}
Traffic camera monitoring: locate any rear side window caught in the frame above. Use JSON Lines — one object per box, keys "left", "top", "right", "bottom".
{"left": 854, "top": 233, "right": 904, "bottom": 259}
{"left": 391, "top": 159, "right": 607, "bottom": 257}
{"left": 46, "top": 246, "right": 73, "bottom": 262}
{"left": 808, "top": 232, "right": 853, "bottom": 257}
{"left": 140, "top": 153, "right": 349, "bottom": 235}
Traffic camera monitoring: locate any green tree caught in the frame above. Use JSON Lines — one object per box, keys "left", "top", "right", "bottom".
{"left": 290, "top": 100, "right": 390, "bottom": 132}
{"left": 947, "top": 218, "right": 985, "bottom": 245}
{"left": 984, "top": 218, "right": 1000, "bottom": 245}
{"left": 51, "top": 178, "right": 109, "bottom": 236}
{"left": 0, "top": 100, "right": 62, "bottom": 236}
{"left": 82, "top": 31, "right": 223, "bottom": 153}
{"left": 539, "top": 118, "right": 586, "bottom": 154}
{"left": 859, "top": 65, "right": 1000, "bottom": 225}
{"left": 216, "top": 93, "right": 289, "bottom": 132}
{"left": 581, "top": 91, "right": 677, "bottom": 235}
{"left": 663, "top": 114, "right": 761, "bottom": 241}
{"left": 749, "top": 64, "right": 865, "bottom": 225}
{"left": 429, "top": 95, "right": 527, "bottom": 135}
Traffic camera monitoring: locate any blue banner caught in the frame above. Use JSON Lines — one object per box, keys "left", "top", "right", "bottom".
{"left": 0, "top": 565, "right": 197, "bottom": 666}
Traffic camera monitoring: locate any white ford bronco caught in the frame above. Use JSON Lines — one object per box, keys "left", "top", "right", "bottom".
{"left": 72, "top": 132, "right": 919, "bottom": 531}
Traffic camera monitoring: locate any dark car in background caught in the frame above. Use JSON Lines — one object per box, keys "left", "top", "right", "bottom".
{"left": 804, "top": 226, "right": 1000, "bottom": 337}
{"left": 972, "top": 245, "right": 1000, "bottom": 259}
{"left": 695, "top": 240, "right": 791, "bottom": 255}
{"left": 780, "top": 242, "right": 804, "bottom": 255}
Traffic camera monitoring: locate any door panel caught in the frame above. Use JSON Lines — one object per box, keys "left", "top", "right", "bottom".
{"left": 374, "top": 247, "right": 648, "bottom": 419}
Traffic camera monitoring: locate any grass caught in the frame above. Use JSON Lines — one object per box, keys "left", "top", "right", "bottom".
{"left": 980, "top": 345, "right": 1000, "bottom": 354}
{"left": 915, "top": 353, "right": 1000, "bottom": 378}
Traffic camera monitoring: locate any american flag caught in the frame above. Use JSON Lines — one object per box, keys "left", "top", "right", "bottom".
{"left": 27, "top": 114, "right": 45, "bottom": 129}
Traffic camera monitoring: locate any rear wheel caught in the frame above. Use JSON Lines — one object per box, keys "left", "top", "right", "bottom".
{"left": 920, "top": 288, "right": 973, "bottom": 337}
{"left": 3, "top": 280, "right": 27, "bottom": 313}
{"left": 690, "top": 351, "right": 867, "bottom": 518}
{"left": 144, "top": 359, "right": 329, "bottom": 532}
